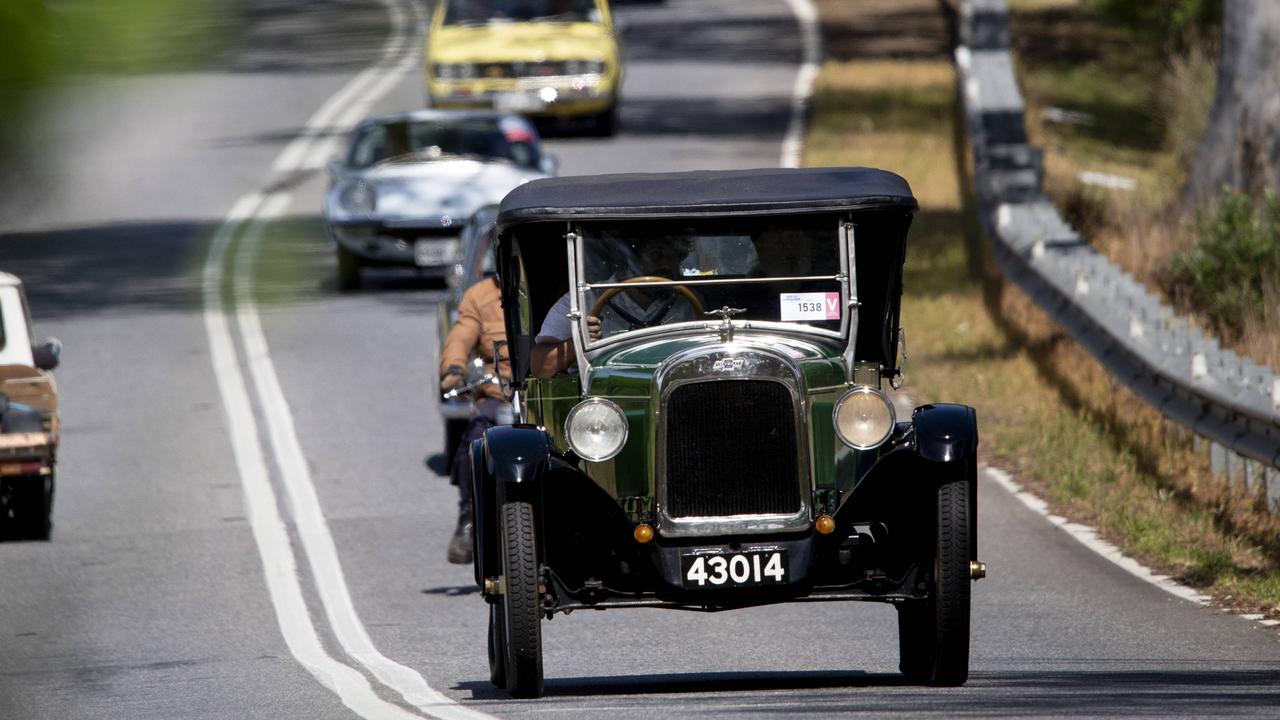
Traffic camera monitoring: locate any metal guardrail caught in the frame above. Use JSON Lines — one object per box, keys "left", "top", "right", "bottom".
{"left": 954, "top": 0, "right": 1280, "bottom": 510}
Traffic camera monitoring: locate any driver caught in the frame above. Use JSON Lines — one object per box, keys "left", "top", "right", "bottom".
{"left": 531, "top": 234, "right": 697, "bottom": 378}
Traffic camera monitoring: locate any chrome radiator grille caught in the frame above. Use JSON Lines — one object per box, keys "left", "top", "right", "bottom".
{"left": 664, "top": 380, "right": 801, "bottom": 518}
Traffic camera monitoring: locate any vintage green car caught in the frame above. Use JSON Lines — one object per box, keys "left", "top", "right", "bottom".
{"left": 472, "top": 167, "right": 983, "bottom": 697}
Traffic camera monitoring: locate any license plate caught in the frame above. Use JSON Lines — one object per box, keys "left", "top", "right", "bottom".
{"left": 414, "top": 239, "right": 456, "bottom": 267}
{"left": 494, "top": 91, "right": 546, "bottom": 113}
{"left": 681, "top": 549, "right": 788, "bottom": 589}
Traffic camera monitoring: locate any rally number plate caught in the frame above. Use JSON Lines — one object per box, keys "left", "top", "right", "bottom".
{"left": 680, "top": 549, "right": 788, "bottom": 589}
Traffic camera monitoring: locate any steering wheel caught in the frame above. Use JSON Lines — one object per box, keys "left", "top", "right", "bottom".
{"left": 589, "top": 276, "right": 706, "bottom": 329}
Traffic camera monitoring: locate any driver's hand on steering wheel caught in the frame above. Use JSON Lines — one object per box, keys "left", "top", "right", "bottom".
{"left": 586, "top": 315, "right": 602, "bottom": 341}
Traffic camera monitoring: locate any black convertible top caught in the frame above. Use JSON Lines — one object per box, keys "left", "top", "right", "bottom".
{"left": 497, "top": 167, "right": 916, "bottom": 228}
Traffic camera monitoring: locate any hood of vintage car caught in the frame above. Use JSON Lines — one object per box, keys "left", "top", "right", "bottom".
{"left": 428, "top": 22, "right": 617, "bottom": 65}
{"left": 586, "top": 332, "right": 848, "bottom": 394}
{"left": 326, "top": 160, "right": 543, "bottom": 225}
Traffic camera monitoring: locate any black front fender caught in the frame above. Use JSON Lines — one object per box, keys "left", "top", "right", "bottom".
{"left": 912, "top": 403, "right": 978, "bottom": 463}
{"left": 472, "top": 424, "right": 553, "bottom": 588}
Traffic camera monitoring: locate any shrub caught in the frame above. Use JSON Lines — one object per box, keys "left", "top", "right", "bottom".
{"left": 1088, "top": 0, "right": 1222, "bottom": 48}
{"left": 1165, "top": 191, "right": 1280, "bottom": 338}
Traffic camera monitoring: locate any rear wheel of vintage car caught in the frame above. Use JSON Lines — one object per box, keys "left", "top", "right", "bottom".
{"left": 336, "top": 245, "right": 361, "bottom": 291}
{"left": 499, "top": 500, "right": 543, "bottom": 697}
{"left": 487, "top": 602, "right": 507, "bottom": 688}
{"left": 897, "top": 476, "right": 971, "bottom": 685}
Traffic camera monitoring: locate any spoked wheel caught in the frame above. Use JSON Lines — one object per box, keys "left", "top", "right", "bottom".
{"left": 499, "top": 501, "right": 543, "bottom": 697}
{"left": 487, "top": 602, "right": 507, "bottom": 688}
{"left": 897, "top": 475, "right": 971, "bottom": 685}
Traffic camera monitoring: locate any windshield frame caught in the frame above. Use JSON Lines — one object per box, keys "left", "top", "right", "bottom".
{"left": 566, "top": 218, "right": 856, "bottom": 358}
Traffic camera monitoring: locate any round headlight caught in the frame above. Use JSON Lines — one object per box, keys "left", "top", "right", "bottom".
{"left": 435, "top": 63, "right": 456, "bottom": 80}
{"left": 341, "top": 181, "right": 376, "bottom": 215}
{"left": 833, "top": 387, "right": 896, "bottom": 449}
{"left": 565, "top": 398, "right": 628, "bottom": 462}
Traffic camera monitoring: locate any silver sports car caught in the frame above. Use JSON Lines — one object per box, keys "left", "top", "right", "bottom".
{"left": 324, "top": 110, "right": 556, "bottom": 290}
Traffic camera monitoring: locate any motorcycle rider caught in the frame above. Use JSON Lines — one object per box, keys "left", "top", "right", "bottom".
{"left": 438, "top": 274, "right": 511, "bottom": 564}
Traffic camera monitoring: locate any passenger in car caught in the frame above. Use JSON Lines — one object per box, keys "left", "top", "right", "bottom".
{"left": 752, "top": 223, "right": 814, "bottom": 277}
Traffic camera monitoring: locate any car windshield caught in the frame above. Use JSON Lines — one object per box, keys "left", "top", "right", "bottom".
{"left": 578, "top": 219, "right": 844, "bottom": 342}
{"left": 347, "top": 119, "right": 539, "bottom": 169}
{"left": 443, "top": 0, "right": 599, "bottom": 25}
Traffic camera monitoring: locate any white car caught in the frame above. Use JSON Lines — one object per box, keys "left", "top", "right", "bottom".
{"left": 324, "top": 110, "right": 556, "bottom": 290}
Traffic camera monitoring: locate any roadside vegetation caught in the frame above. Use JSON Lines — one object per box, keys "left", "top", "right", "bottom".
{"left": 808, "top": 0, "right": 1280, "bottom": 618}
{"left": 1009, "top": 0, "right": 1280, "bottom": 366}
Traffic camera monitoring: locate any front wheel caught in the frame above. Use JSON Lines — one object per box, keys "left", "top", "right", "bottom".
{"left": 336, "top": 245, "right": 361, "bottom": 291}
{"left": 487, "top": 603, "right": 507, "bottom": 688}
{"left": 897, "top": 476, "right": 971, "bottom": 685}
{"left": 499, "top": 501, "right": 543, "bottom": 697}
{"left": 590, "top": 103, "right": 618, "bottom": 137}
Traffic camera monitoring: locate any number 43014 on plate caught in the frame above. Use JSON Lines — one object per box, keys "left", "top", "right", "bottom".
{"left": 681, "top": 550, "right": 788, "bottom": 588}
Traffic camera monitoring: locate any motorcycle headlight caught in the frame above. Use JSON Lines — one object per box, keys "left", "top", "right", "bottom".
{"left": 342, "top": 182, "right": 376, "bottom": 215}
{"left": 565, "top": 398, "right": 628, "bottom": 462}
{"left": 833, "top": 386, "right": 896, "bottom": 450}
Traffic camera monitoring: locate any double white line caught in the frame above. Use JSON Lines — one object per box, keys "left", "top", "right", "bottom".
{"left": 201, "top": 1, "right": 493, "bottom": 718}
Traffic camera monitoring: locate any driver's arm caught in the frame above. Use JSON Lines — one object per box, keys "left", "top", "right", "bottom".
{"left": 531, "top": 316, "right": 600, "bottom": 379}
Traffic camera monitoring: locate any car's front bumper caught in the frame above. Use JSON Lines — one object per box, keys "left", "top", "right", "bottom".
{"left": 427, "top": 75, "right": 616, "bottom": 118}
{"left": 329, "top": 221, "right": 462, "bottom": 270}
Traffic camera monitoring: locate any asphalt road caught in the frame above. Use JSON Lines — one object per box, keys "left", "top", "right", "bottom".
{"left": 1, "top": 0, "right": 1277, "bottom": 718}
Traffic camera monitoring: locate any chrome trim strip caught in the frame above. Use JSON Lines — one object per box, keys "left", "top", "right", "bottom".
{"left": 841, "top": 220, "right": 860, "bottom": 383}
{"left": 654, "top": 343, "right": 812, "bottom": 537}
{"left": 566, "top": 226, "right": 591, "bottom": 394}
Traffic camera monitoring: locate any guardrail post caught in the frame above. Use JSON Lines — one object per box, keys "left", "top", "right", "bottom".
{"left": 1210, "top": 442, "right": 1226, "bottom": 478}
{"left": 1268, "top": 466, "right": 1280, "bottom": 513}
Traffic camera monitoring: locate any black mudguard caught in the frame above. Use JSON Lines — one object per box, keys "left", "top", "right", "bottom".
{"left": 912, "top": 403, "right": 978, "bottom": 463}
{"left": 471, "top": 424, "right": 553, "bottom": 588}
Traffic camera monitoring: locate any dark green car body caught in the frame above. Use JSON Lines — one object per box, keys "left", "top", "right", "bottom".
{"left": 473, "top": 168, "right": 982, "bottom": 697}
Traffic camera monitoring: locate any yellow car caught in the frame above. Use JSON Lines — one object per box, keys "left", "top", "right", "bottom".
{"left": 425, "top": 0, "right": 623, "bottom": 135}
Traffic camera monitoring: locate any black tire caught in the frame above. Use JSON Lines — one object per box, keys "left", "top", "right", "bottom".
{"left": 499, "top": 500, "right": 543, "bottom": 698}
{"left": 0, "top": 475, "right": 52, "bottom": 541}
{"left": 897, "top": 477, "right": 971, "bottom": 685}
{"left": 444, "top": 419, "right": 468, "bottom": 475}
{"left": 487, "top": 602, "right": 507, "bottom": 688}
{"left": 336, "top": 245, "right": 361, "bottom": 291}
{"left": 591, "top": 103, "right": 618, "bottom": 137}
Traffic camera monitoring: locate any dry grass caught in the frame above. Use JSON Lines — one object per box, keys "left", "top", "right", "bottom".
{"left": 808, "top": 0, "right": 1280, "bottom": 617}
{"left": 1009, "top": 0, "right": 1280, "bottom": 369}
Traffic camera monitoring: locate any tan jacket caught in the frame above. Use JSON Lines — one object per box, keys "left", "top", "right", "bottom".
{"left": 439, "top": 278, "right": 511, "bottom": 400}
